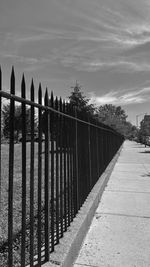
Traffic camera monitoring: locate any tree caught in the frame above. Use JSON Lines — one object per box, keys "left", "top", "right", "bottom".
{"left": 2, "top": 103, "right": 37, "bottom": 141}
{"left": 96, "top": 104, "right": 132, "bottom": 136}
{"left": 97, "top": 104, "right": 127, "bottom": 124}
{"left": 68, "top": 82, "right": 95, "bottom": 115}
{"left": 121, "top": 122, "right": 138, "bottom": 139}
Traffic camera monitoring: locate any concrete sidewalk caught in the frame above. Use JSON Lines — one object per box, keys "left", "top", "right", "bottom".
{"left": 73, "top": 141, "right": 150, "bottom": 267}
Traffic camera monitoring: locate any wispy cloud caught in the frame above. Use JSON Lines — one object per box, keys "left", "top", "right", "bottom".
{"left": 1, "top": 0, "right": 150, "bottom": 75}
{"left": 59, "top": 55, "right": 150, "bottom": 73}
{"left": 1, "top": 53, "right": 38, "bottom": 64}
{"left": 89, "top": 86, "right": 150, "bottom": 106}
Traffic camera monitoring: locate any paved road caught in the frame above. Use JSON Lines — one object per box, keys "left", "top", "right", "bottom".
{"left": 73, "top": 141, "right": 150, "bottom": 267}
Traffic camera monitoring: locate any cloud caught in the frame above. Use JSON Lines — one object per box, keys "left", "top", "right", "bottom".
{"left": 1, "top": 53, "right": 38, "bottom": 64}
{"left": 60, "top": 55, "right": 150, "bottom": 73}
{"left": 2, "top": 1, "right": 150, "bottom": 76}
{"left": 89, "top": 86, "right": 150, "bottom": 106}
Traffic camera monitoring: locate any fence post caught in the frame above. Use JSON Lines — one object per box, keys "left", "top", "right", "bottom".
{"left": 63, "top": 101, "right": 67, "bottom": 231}
{"left": 44, "top": 89, "right": 50, "bottom": 260}
{"left": 21, "top": 74, "right": 27, "bottom": 267}
{"left": 38, "top": 83, "right": 42, "bottom": 266}
{"left": 75, "top": 108, "right": 79, "bottom": 213}
{"left": 0, "top": 67, "right": 1, "bottom": 213}
{"left": 30, "top": 79, "right": 35, "bottom": 267}
{"left": 88, "top": 117, "right": 92, "bottom": 189}
{"left": 50, "top": 91, "right": 55, "bottom": 251}
{"left": 55, "top": 96, "right": 60, "bottom": 244}
{"left": 8, "top": 67, "right": 15, "bottom": 267}
{"left": 66, "top": 103, "right": 71, "bottom": 227}
{"left": 59, "top": 97, "right": 63, "bottom": 237}
{"left": 96, "top": 122, "right": 99, "bottom": 180}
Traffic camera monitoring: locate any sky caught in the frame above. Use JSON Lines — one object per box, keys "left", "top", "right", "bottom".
{"left": 1, "top": 0, "right": 150, "bottom": 125}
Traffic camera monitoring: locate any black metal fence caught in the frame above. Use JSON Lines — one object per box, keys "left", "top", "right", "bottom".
{"left": 0, "top": 67, "right": 124, "bottom": 267}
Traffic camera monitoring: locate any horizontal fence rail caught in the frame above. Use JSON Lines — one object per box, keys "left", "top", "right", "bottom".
{"left": 0, "top": 67, "right": 124, "bottom": 267}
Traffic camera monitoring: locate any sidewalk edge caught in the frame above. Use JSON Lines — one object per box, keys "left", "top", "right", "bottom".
{"left": 43, "top": 144, "right": 123, "bottom": 267}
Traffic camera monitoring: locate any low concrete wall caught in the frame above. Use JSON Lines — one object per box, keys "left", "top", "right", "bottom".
{"left": 43, "top": 145, "right": 123, "bottom": 267}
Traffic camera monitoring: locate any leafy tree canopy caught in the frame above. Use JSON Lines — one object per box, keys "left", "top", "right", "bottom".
{"left": 2, "top": 103, "right": 37, "bottom": 141}
{"left": 97, "top": 104, "right": 127, "bottom": 123}
{"left": 96, "top": 104, "right": 136, "bottom": 138}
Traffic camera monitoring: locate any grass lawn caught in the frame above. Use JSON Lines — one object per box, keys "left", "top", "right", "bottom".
{"left": 0, "top": 142, "right": 46, "bottom": 266}
{"left": 0, "top": 140, "right": 68, "bottom": 266}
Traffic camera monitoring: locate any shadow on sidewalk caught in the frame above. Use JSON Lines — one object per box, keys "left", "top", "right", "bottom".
{"left": 141, "top": 173, "right": 150, "bottom": 177}
{"left": 139, "top": 151, "right": 150, "bottom": 153}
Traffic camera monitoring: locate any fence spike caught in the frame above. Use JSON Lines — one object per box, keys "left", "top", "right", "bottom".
{"left": 10, "top": 67, "right": 15, "bottom": 94}
{"left": 55, "top": 96, "right": 58, "bottom": 110}
{"left": 38, "top": 83, "right": 42, "bottom": 105}
{"left": 0, "top": 66, "right": 1, "bottom": 214}
{"left": 59, "top": 97, "right": 62, "bottom": 112}
{"left": 31, "top": 79, "right": 34, "bottom": 101}
{"left": 30, "top": 78, "right": 35, "bottom": 266}
{"left": 44, "top": 88, "right": 49, "bottom": 106}
{"left": 21, "top": 74, "right": 26, "bottom": 98}
{"left": 50, "top": 91, "right": 54, "bottom": 107}
{"left": 63, "top": 100, "right": 66, "bottom": 113}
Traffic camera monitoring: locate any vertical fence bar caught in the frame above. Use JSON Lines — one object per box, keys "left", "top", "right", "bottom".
{"left": 70, "top": 106, "right": 74, "bottom": 221}
{"left": 38, "top": 84, "right": 42, "bottom": 266}
{"left": 21, "top": 74, "right": 27, "bottom": 267}
{"left": 106, "top": 134, "right": 109, "bottom": 165}
{"left": 66, "top": 104, "right": 70, "bottom": 227}
{"left": 96, "top": 123, "right": 99, "bottom": 180}
{"left": 59, "top": 98, "right": 63, "bottom": 237}
{"left": 101, "top": 130, "right": 105, "bottom": 172}
{"left": 30, "top": 80, "right": 35, "bottom": 267}
{"left": 44, "top": 89, "right": 50, "bottom": 260}
{"left": 90, "top": 125, "right": 93, "bottom": 188}
{"left": 75, "top": 108, "right": 79, "bottom": 214}
{"left": 103, "top": 131, "right": 106, "bottom": 170}
{"left": 84, "top": 121, "right": 90, "bottom": 195}
{"left": 55, "top": 97, "right": 59, "bottom": 244}
{"left": 98, "top": 128, "right": 101, "bottom": 175}
{"left": 85, "top": 120, "right": 89, "bottom": 197}
{"left": 8, "top": 67, "right": 15, "bottom": 267}
{"left": 0, "top": 67, "right": 1, "bottom": 213}
{"left": 50, "top": 91, "right": 54, "bottom": 251}
{"left": 70, "top": 142, "right": 73, "bottom": 222}
{"left": 93, "top": 126, "right": 96, "bottom": 182}
{"left": 88, "top": 118, "right": 92, "bottom": 190}
{"left": 63, "top": 101, "right": 67, "bottom": 231}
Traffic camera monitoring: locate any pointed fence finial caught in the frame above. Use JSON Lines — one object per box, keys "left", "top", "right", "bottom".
{"left": 59, "top": 97, "right": 62, "bottom": 112}
{"left": 11, "top": 66, "right": 15, "bottom": 94}
{"left": 50, "top": 91, "right": 54, "bottom": 107}
{"left": 44, "top": 88, "right": 49, "bottom": 106}
{"left": 31, "top": 79, "right": 34, "bottom": 101}
{"left": 55, "top": 96, "right": 58, "bottom": 110}
{"left": 38, "top": 83, "right": 42, "bottom": 105}
{"left": 63, "top": 100, "right": 66, "bottom": 113}
{"left": 21, "top": 73, "right": 26, "bottom": 98}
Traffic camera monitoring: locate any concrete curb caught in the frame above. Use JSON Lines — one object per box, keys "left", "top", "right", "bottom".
{"left": 43, "top": 144, "right": 123, "bottom": 267}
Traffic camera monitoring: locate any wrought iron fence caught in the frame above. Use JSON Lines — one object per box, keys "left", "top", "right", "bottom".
{"left": 0, "top": 67, "right": 124, "bottom": 267}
